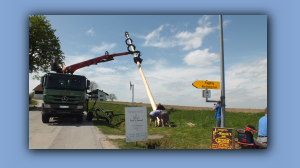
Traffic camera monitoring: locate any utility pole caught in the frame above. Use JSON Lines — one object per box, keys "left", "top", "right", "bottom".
{"left": 130, "top": 81, "right": 134, "bottom": 107}
{"left": 219, "top": 15, "right": 226, "bottom": 128}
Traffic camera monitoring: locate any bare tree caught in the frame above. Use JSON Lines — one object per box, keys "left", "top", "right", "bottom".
{"left": 89, "top": 81, "right": 99, "bottom": 92}
{"left": 108, "top": 93, "right": 117, "bottom": 102}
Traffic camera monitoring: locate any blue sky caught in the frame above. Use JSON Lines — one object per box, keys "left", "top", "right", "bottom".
{"left": 29, "top": 15, "right": 267, "bottom": 109}
{"left": 1, "top": 0, "right": 299, "bottom": 167}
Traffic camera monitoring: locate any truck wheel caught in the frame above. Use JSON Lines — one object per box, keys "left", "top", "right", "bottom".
{"left": 42, "top": 114, "right": 50, "bottom": 123}
{"left": 77, "top": 115, "right": 83, "bottom": 122}
{"left": 86, "top": 112, "right": 93, "bottom": 121}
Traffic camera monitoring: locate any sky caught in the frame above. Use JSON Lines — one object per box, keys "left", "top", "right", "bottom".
{"left": 29, "top": 15, "right": 267, "bottom": 109}
{"left": 1, "top": 0, "right": 298, "bottom": 168}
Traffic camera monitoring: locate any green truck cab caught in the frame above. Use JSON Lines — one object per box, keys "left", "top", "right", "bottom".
{"left": 40, "top": 73, "right": 90, "bottom": 123}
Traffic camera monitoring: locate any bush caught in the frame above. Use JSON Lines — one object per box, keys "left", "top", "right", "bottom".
{"left": 29, "top": 92, "right": 34, "bottom": 102}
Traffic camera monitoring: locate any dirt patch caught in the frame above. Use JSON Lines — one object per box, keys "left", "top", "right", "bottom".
{"left": 101, "top": 101, "right": 264, "bottom": 113}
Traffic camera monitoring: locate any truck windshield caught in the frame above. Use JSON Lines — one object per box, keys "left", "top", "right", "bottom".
{"left": 45, "top": 74, "right": 85, "bottom": 91}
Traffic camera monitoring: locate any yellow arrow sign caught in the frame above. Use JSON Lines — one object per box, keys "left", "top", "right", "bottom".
{"left": 192, "top": 80, "right": 220, "bottom": 89}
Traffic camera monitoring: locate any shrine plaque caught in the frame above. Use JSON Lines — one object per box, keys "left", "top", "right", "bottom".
{"left": 211, "top": 127, "right": 235, "bottom": 149}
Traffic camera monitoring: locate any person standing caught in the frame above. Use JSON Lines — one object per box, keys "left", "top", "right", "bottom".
{"left": 213, "top": 101, "right": 221, "bottom": 127}
{"left": 156, "top": 103, "right": 165, "bottom": 110}
{"left": 257, "top": 107, "right": 267, "bottom": 149}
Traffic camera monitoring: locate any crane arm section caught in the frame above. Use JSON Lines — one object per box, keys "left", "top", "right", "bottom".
{"left": 62, "top": 51, "right": 139, "bottom": 74}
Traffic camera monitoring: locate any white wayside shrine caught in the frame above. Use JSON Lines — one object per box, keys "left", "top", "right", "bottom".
{"left": 125, "top": 107, "right": 148, "bottom": 142}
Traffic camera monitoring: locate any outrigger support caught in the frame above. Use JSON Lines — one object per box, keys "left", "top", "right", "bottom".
{"left": 86, "top": 98, "right": 124, "bottom": 124}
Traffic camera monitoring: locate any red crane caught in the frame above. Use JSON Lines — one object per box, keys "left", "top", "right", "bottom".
{"left": 51, "top": 50, "right": 142, "bottom": 74}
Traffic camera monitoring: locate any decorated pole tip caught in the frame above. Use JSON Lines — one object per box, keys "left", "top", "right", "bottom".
{"left": 125, "top": 31, "right": 129, "bottom": 37}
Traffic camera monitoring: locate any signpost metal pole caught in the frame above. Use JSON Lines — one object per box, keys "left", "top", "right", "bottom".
{"left": 219, "top": 15, "right": 226, "bottom": 128}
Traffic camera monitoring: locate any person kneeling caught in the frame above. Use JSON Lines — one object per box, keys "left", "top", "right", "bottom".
{"left": 161, "top": 110, "right": 171, "bottom": 127}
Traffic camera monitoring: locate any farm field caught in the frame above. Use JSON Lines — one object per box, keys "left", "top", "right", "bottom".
{"left": 100, "top": 101, "right": 265, "bottom": 113}
{"left": 88, "top": 101, "right": 265, "bottom": 149}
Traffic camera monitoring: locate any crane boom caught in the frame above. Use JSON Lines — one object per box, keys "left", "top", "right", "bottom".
{"left": 61, "top": 51, "right": 140, "bottom": 74}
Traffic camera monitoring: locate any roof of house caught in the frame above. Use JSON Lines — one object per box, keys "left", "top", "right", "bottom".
{"left": 89, "top": 89, "right": 109, "bottom": 95}
{"left": 33, "top": 85, "right": 44, "bottom": 91}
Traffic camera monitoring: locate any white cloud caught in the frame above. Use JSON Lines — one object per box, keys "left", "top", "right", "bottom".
{"left": 183, "top": 49, "right": 219, "bottom": 67}
{"left": 28, "top": 57, "right": 266, "bottom": 109}
{"left": 224, "top": 58, "right": 267, "bottom": 108}
{"left": 90, "top": 43, "right": 116, "bottom": 54}
{"left": 86, "top": 29, "right": 95, "bottom": 36}
{"left": 144, "top": 25, "right": 164, "bottom": 41}
{"left": 142, "top": 25, "right": 176, "bottom": 48}
{"left": 116, "top": 66, "right": 129, "bottom": 71}
{"left": 143, "top": 58, "right": 156, "bottom": 65}
{"left": 223, "top": 20, "right": 231, "bottom": 27}
{"left": 63, "top": 54, "right": 94, "bottom": 67}
{"left": 94, "top": 67, "right": 116, "bottom": 73}
{"left": 227, "top": 59, "right": 267, "bottom": 81}
{"left": 141, "top": 16, "right": 216, "bottom": 50}
{"left": 106, "top": 57, "right": 266, "bottom": 109}
{"left": 175, "top": 26, "right": 215, "bottom": 50}
{"left": 198, "top": 15, "right": 212, "bottom": 26}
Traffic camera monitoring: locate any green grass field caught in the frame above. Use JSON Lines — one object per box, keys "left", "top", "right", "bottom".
{"left": 89, "top": 101, "right": 264, "bottom": 149}
{"left": 29, "top": 100, "right": 37, "bottom": 111}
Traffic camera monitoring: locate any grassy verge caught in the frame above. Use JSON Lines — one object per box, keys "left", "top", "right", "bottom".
{"left": 88, "top": 101, "right": 264, "bottom": 149}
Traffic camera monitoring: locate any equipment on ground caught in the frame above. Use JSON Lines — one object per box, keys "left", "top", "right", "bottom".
{"left": 86, "top": 98, "right": 124, "bottom": 124}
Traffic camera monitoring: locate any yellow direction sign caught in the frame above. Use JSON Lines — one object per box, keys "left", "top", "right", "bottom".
{"left": 192, "top": 80, "right": 220, "bottom": 89}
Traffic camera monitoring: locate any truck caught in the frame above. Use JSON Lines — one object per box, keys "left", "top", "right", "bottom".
{"left": 40, "top": 72, "right": 89, "bottom": 123}
{"left": 40, "top": 49, "right": 142, "bottom": 123}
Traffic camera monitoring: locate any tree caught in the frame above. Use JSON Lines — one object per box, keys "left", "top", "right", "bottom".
{"left": 29, "top": 15, "right": 65, "bottom": 79}
{"left": 89, "top": 81, "right": 99, "bottom": 92}
{"left": 108, "top": 94, "right": 117, "bottom": 102}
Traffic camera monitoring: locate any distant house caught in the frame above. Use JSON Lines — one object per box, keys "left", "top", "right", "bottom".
{"left": 32, "top": 85, "right": 44, "bottom": 99}
{"left": 88, "top": 89, "right": 109, "bottom": 101}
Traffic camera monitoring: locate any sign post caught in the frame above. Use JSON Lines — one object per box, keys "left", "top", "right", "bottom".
{"left": 219, "top": 15, "right": 226, "bottom": 128}
{"left": 191, "top": 15, "right": 226, "bottom": 128}
{"left": 125, "top": 107, "right": 148, "bottom": 143}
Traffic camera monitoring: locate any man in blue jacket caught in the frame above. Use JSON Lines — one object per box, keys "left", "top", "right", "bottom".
{"left": 257, "top": 107, "right": 267, "bottom": 149}
{"left": 213, "top": 101, "right": 221, "bottom": 127}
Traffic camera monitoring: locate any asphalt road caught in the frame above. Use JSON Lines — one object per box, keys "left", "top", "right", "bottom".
{"left": 29, "top": 100, "right": 117, "bottom": 149}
